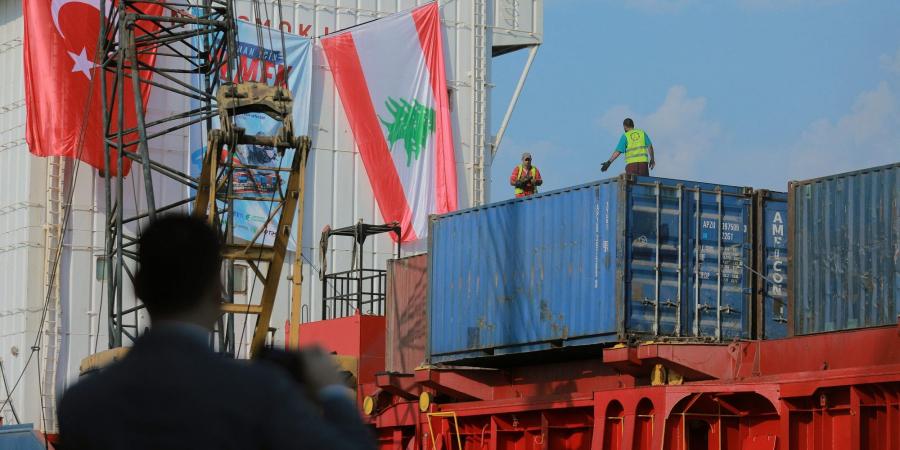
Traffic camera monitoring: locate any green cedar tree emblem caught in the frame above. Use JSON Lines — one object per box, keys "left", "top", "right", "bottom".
{"left": 379, "top": 97, "right": 435, "bottom": 167}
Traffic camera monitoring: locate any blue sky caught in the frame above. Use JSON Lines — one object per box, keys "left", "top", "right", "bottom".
{"left": 489, "top": 0, "right": 900, "bottom": 200}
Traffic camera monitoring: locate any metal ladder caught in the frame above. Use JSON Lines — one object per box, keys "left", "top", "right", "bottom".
{"left": 471, "top": 0, "right": 488, "bottom": 206}
{"left": 40, "top": 155, "right": 67, "bottom": 433}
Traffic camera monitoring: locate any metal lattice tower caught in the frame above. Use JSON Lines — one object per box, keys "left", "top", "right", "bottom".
{"left": 97, "top": 0, "right": 309, "bottom": 358}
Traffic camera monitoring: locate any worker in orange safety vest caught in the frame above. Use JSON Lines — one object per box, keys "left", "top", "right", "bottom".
{"left": 509, "top": 152, "right": 543, "bottom": 198}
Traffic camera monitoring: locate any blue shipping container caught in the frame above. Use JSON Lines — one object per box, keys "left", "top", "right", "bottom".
{"left": 789, "top": 163, "right": 900, "bottom": 335}
{"left": 754, "top": 190, "right": 789, "bottom": 339}
{"left": 428, "top": 175, "right": 755, "bottom": 363}
{"left": 0, "top": 424, "right": 48, "bottom": 450}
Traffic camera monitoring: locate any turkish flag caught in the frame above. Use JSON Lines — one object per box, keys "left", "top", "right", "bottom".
{"left": 24, "top": 0, "right": 164, "bottom": 176}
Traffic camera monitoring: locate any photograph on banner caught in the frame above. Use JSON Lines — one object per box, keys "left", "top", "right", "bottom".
{"left": 190, "top": 19, "right": 312, "bottom": 249}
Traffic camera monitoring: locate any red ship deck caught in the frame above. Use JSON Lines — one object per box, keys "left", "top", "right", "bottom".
{"left": 353, "top": 322, "right": 900, "bottom": 450}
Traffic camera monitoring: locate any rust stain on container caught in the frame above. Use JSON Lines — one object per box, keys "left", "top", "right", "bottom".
{"left": 385, "top": 254, "right": 428, "bottom": 374}
{"left": 788, "top": 163, "right": 899, "bottom": 335}
{"left": 540, "top": 301, "right": 552, "bottom": 321}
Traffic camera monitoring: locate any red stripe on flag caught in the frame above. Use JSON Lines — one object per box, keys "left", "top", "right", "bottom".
{"left": 412, "top": 2, "right": 458, "bottom": 214}
{"left": 322, "top": 33, "right": 417, "bottom": 242}
{"left": 24, "top": 0, "right": 161, "bottom": 176}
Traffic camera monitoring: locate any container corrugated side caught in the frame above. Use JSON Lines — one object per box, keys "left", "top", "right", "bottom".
{"left": 753, "top": 190, "right": 788, "bottom": 339}
{"left": 789, "top": 163, "right": 899, "bottom": 335}
{"left": 429, "top": 179, "right": 620, "bottom": 362}
{"left": 385, "top": 254, "right": 428, "bottom": 373}
{"left": 428, "top": 175, "right": 754, "bottom": 364}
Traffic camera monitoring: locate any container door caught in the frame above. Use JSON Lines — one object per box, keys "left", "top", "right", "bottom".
{"left": 790, "top": 164, "right": 899, "bottom": 334}
{"left": 686, "top": 188, "right": 752, "bottom": 340}
{"left": 758, "top": 192, "right": 788, "bottom": 339}
{"left": 624, "top": 180, "right": 687, "bottom": 337}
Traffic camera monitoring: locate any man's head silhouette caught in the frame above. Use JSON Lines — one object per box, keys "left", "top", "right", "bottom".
{"left": 133, "top": 214, "right": 222, "bottom": 329}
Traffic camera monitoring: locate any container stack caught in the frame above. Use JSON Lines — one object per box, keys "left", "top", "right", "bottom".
{"left": 427, "top": 175, "right": 759, "bottom": 364}
{"left": 383, "top": 163, "right": 897, "bottom": 369}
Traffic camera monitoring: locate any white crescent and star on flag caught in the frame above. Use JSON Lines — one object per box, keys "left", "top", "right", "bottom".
{"left": 50, "top": 0, "right": 113, "bottom": 80}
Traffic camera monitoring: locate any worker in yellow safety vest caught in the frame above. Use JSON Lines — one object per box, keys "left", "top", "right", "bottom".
{"left": 509, "top": 152, "right": 543, "bottom": 197}
{"left": 601, "top": 118, "right": 656, "bottom": 176}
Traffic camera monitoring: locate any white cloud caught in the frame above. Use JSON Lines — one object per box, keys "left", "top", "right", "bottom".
{"left": 785, "top": 81, "right": 899, "bottom": 181}
{"left": 598, "top": 81, "right": 899, "bottom": 190}
{"left": 597, "top": 105, "right": 636, "bottom": 132}
{"left": 880, "top": 49, "right": 900, "bottom": 75}
{"left": 598, "top": 85, "right": 721, "bottom": 181}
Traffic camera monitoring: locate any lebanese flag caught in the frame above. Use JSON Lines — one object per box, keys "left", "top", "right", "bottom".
{"left": 24, "top": 0, "right": 163, "bottom": 176}
{"left": 322, "top": 2, "right": 457, "bottom": 242}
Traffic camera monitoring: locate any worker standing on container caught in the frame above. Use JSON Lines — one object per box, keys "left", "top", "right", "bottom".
{"left": 510, "top": 152, "right": 543, "bottom": 197}
{"left": 601, "top": 118, "right": 656, "bottom": 176}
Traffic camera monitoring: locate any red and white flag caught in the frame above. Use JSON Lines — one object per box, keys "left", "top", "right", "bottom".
{"left": 24, "top": 0, "right": 162, "bottom": 176}
{"left": 322, "top": 2, "right": 458, "bottom": 242}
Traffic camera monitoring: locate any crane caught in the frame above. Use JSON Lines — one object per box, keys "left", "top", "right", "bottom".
{"left": 82, "top": 0, "right": 307, "bottom": 369}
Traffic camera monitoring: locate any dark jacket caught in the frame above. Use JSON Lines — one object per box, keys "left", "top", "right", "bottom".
{"left": 58, "top": 326, "right": 374, "bottom": 450}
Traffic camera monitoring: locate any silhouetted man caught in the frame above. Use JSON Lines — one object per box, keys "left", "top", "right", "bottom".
{"left": 58, "top": 215, "right": 374, "bottom": 450}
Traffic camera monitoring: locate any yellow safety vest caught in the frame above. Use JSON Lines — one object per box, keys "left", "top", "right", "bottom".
{"left": 514, "top": 165, "right": 538, "bottom": 195}
{"left": 624, "top": 129, "right": 650, "bottom": 164}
